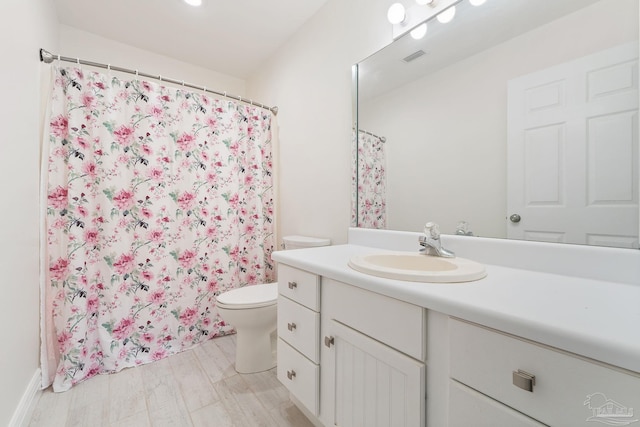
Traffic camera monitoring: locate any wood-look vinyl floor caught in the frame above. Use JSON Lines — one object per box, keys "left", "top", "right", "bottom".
{"left": 26, "top": 335, "right": 314, "bottom": 427}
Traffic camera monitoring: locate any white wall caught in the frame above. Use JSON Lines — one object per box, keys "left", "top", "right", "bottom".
{"left": 360, "top": 0, "right": 638, "bottom": 237}
{"left": 59, "top": 25, "right": 246, "bottom": 97}
{"left": 0, "top": 0, "right": 58, "bottom": 425}
{"left": 247, "top": 0, "right": 394, "bottom": 245}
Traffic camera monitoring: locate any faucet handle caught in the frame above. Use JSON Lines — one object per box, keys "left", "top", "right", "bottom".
{"left": 424, "top": 222, "right": 440, "bottom": 239}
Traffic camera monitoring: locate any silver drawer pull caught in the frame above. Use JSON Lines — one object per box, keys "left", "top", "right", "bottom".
{"left": 512, "top": 369, "right": 536, "bottom": 392}
{"left": 287, "top": 322, "right": 297, "bottom": 332}
{"left": 288, "top": 281, "right": 297, "bottom": 289}
{"left": 287, "top": 370, "right": 296, "bottom": 380}
{"left": 324, "top": 336, "right": 335, "bottom": 348}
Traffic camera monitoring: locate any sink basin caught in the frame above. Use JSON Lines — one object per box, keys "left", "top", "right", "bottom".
{"left": 348, "top": 252, "right": 487, "bottom": 283}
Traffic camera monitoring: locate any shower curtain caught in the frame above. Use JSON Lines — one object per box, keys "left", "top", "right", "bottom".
{"left": 351, "top": 130, "right": 386, "bottom": 228}
{"left": 41, "top": 66, "right": 276, "bottom": 391}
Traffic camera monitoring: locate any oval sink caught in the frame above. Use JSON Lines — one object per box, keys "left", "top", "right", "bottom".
{"left": 348, "top": 252, "right": 487, "bottom": 283}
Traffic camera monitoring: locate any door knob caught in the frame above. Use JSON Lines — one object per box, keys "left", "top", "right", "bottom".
{"left": 287, "top": 370, "right": 296, "bottom": 380}
{"left": 510, "top": 214, "right": 521, "bottom": 223}
{"left": 287, "top": 322, "right": 297, "bottom": 332}
{"left": 324, "top": 336, "right": 335, "bottom": 348}
{"left": 288, "top": 281, "right": 297, "bottom": 289}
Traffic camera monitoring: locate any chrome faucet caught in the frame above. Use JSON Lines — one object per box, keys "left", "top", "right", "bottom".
{"left": 419, "top": 222, "right": 455, "bottom": 258}
{"left": 455, "top": 221, "right": 474, "bottom": 236}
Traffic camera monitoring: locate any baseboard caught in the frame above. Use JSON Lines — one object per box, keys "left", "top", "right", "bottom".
{"left": 9, "top": 369, "right": 41, "bottom": 427}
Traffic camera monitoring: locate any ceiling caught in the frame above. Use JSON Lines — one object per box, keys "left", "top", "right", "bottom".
{"left": 53, "top": 0, "right": 330, "bottom": 78}
{"left": 359, "top": 0, "right": 601, "bottom": 101}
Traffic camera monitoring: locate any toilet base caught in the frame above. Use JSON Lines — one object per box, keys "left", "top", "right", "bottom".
{"left": 235, "top": 328, "right": 277, "bottom": 374}
{"left": 217, "top": 302, "right": 278, "bottom": 374}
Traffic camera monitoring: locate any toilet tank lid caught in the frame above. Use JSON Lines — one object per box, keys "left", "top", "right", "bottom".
{"left": 283, "top": 235, "right": 331, "bottom": 247}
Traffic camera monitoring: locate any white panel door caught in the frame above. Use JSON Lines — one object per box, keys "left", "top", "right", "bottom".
{"left": 324, "top": 320, "right": 425, "bottom": 427}
{"left": 507, "top": 42, "right": 639, "bottom": 248}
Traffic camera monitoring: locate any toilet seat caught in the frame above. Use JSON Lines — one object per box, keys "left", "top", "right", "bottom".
{"left": 217, "top": 283, "right": 278, "bottom": 310}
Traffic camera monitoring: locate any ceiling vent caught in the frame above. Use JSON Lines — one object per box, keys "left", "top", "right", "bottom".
{"left": 403, "top": 50, "right": 426, "bottom": 63}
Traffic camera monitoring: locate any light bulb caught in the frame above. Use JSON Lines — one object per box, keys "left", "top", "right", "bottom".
{"left": 436, "top": 5, "right": 456, "bottom": 23}
{"left": 183, "top": 0, "right": 202, "bottom": 6}
{"left": 469, "top": 0, "right": 486, "bottom": 5}
{"left": 410, "top": 23, "right": 427, "bottom": 40}
{"left": 416, "top": 0, "right": 434, "bottom": 5}
{"left": 387, "top": 3, "right": 406, "bottom": 24}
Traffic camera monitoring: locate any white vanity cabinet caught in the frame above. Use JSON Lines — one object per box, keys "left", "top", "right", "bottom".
{"left": 276, "top": 261, "right": 428, "bottom": 427}
{"left": 276, "top": 265, "right": 322, "bottom": 416}
{"left": 274, "top": 249, "right": 640, "bottom": 427}
{"left": 320, "top": 278, "right": 427, "bottom": 427}
{"left": 449, "top": 318, "right": 640, "bottom": 427}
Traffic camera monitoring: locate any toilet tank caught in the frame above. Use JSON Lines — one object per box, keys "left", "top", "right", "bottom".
{"left": 282, "top": 235, "right": 331, "bottom": 250}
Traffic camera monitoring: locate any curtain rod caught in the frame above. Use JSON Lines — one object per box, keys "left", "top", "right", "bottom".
{"left": 358, "top": 128, "right": 386, "bottom": 143}
{"left": 39, "top": 48, "right": 278, "bottom": 116}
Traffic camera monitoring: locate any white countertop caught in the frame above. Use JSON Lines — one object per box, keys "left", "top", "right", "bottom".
{"left": 272, "top": 243, "right": 640, "bottom": 374}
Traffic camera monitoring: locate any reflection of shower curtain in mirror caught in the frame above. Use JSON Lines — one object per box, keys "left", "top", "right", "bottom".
{"left": 41, "top": 66, "right": 276, "bottom": 391}
{"left": 352, "top": 130, "right": 386, "bottom": 228}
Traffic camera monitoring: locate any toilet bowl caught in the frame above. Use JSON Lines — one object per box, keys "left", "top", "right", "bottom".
{"left": 216, "top": 235, "right": 331, "bottom": 373}
{"left": 217, "top": 283, "right": 278, "bottom": 373}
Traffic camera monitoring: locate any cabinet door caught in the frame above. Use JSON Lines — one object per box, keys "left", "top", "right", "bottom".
{"left": 323, "top": 320, "right": 425, "bottom": 427}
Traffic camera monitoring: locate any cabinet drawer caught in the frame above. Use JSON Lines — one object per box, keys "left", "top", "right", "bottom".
{"left": 277, "top": 264, "right": 320, "bottom": 311}
{"left": 323, "top": 278, "right": 426, "bottom": 361}
{"left": 449, "top": 318, "right": 640, "bottom": 427}
{"left": 277, "top": 296, "right": 320, "bottom": 363}
{"left": 277, "top": 339, "right": 319, "bottom": 416}
{"left": 449, "top": 380, "right": 546, "bottom": 427}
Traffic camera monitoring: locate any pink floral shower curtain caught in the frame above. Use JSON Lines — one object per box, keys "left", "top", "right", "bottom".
{"left": 42, "top": 66, "right": 275, "bottom": 392}
{"left": 351, "top": 130, "right": 386, "bottom": 228}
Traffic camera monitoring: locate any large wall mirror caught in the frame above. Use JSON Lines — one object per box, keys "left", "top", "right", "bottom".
{"left": 354, "top": 0, "right": 640, "bottom": 249}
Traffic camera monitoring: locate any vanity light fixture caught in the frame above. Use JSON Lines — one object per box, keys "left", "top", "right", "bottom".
{"left": 183, "top": 0, "right": 202, "bottom": 6}
{"left": 389, "top": 0, "right": 461, "bottom": 39}
{"left": 410, "top": 23, "right": 428, "bottom": 40}
{"left": 469, "top": 0, "right": 486, "bottom": 5}
{"left": 436, "top": 5, "right": 456, "bottom": 23}
{"left": 387, "top": 3, "right": 406, "bottom": 24}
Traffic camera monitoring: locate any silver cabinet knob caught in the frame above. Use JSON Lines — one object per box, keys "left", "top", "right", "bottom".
{"left": 324, "top": 336, "right": 335, "bottom": 348}
{"left": 286, "top": 370, "right": 296, "bottom": 380}
{"left": 288, "top": 281, "right": 297, "bottom": 289}
{"left": 512, "top": 369, "right": 535, "bottom": 392}
{"left": 510, "top": 214, "right": 521, "bottom": 223}
{"left": 287, "top": 322, "right": 297, "bottom": 332}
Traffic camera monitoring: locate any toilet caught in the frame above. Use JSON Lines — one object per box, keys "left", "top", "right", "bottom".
{"left": 216, "top": 235, "right": 331, "bottom": 373}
